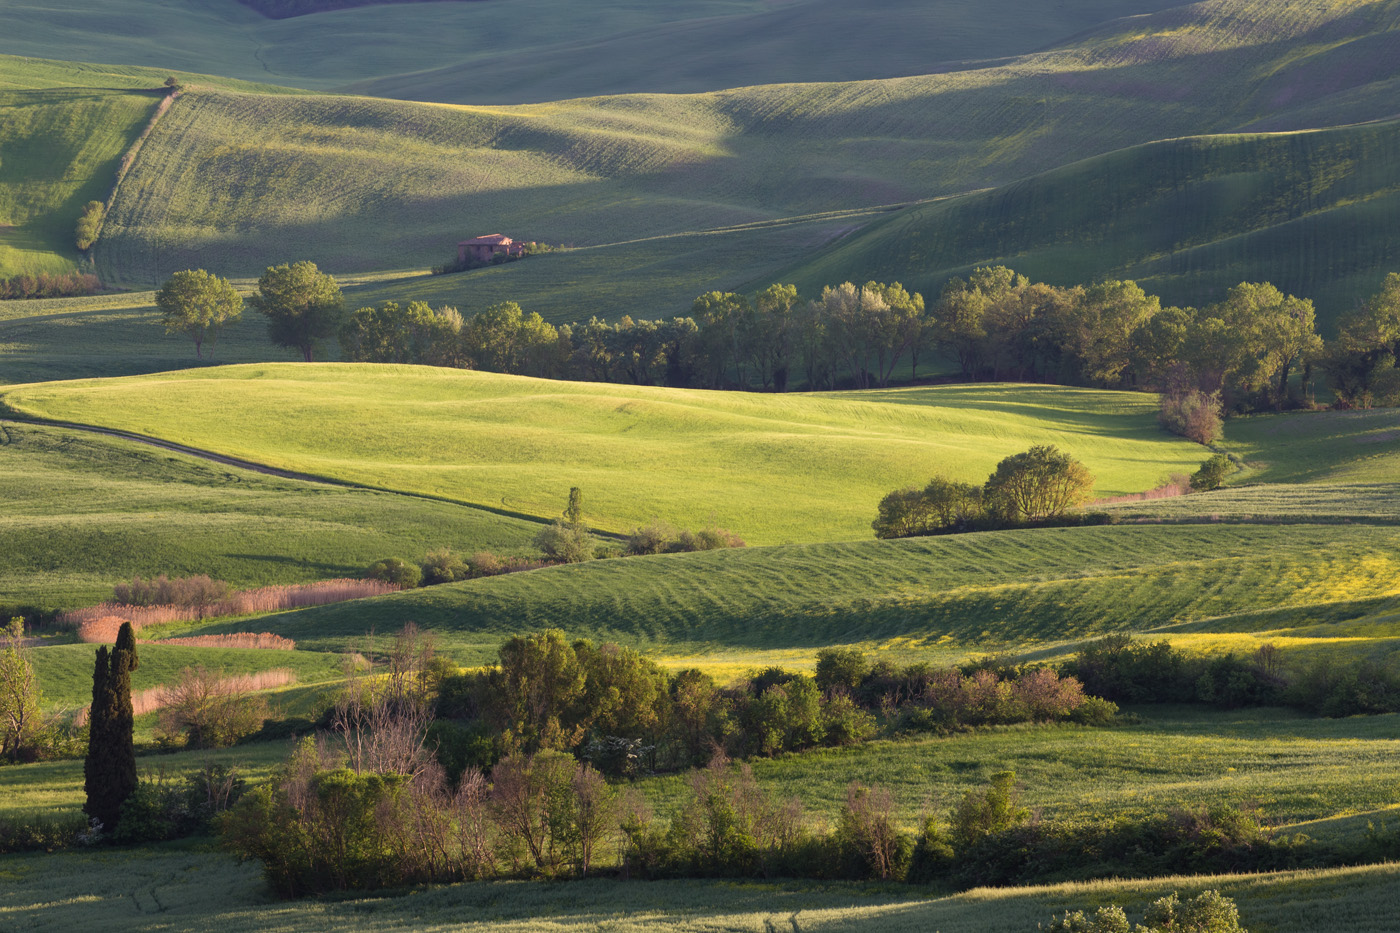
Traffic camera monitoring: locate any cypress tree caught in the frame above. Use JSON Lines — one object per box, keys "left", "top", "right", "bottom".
{"left": 83, "top": 623, "right": 139, "bottom": 832}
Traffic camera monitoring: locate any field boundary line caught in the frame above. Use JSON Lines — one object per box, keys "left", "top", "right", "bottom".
{"left": 0, "top": 413, "right": 577, "bottom": 531}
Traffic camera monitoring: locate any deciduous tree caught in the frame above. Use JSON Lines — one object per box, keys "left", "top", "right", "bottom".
{"left": 155, "top": 269, "right": 243, "bottom": 358}
{"left": 984, "top": 445, "right": 1094, "bottom": 521}
{"left": 0, "top": 618, "right": 40, "bottom": 763}
{"left": 248, "top": 261, "right": 344, "bottom": 362}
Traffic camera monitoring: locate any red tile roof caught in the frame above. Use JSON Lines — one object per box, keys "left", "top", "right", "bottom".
{"left": 458, "top": 234, "right": 514, "bottom": 246}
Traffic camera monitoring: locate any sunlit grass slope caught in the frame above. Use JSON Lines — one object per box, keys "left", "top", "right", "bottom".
{"left": 29, "top": 642, "right": 344, "bottom": 711}
{"left": 0, "top": 86, "right": 158, "bottom": 276}
{"left": 1, "top": 824, "right": 1398, "bottom": 931}
{"left": 1, "top": 366, "right": 1206, "bottom": 544}
{"left": 0, "top": 0, "right": 1179, "bottom": 103}
{"left": 781, "top": 120, "right": 1400, "bottom": 327}
{"left": 187, "top": 523, "right": 1400, "bottom": 669}
{"left": 92, "top": 0, "right": 1400, "bottom": 297}
{"left": 0, "top": 422, "right": 541, "bottom": 609}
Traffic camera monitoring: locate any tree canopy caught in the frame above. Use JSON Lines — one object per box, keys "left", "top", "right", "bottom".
{"left": 248, "top": 261, "right": 344, "bottom": 362}
{"left": 155, "top": 269, "right": 244, "bottom": 358}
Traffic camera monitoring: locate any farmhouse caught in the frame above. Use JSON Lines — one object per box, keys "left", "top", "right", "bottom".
{"left": 458, "top": 233, "right": 526, "bottom": 264}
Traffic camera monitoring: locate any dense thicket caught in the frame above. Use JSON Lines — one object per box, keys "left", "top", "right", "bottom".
{"left": 0, "top": 271, "right": 100, "bottom": 300}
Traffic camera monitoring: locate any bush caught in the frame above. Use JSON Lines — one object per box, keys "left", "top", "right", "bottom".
{"left": 364, "top": 557, "right": 421, "bottom": 588}
{"left": 1190, "top": 453, "right": 1233, "bottom": 491}
{"left": 534, "top": 520, "right": 596, "bottom": 563}
{"left": 419, "top": 548, "right": 470, "bottom": 585}
{"left": 74, "top": 200, "right": 104, "bottom": 251}
{"left": 155, "top": 666, "right": 271, "bottom": 748}
{"left": 834, "top": 782, "right": 911, "bottom": 880}
{"left": 950, "top": 770, "right": 1028, "bottom": 851}
{"left": 814, "top": 647, "right": 867, "bottom": 693}
{"left": 113, "top": 765, "right": 246, "bottom": 845}
{"left": 1048, "top": 891, "right": 1248, "bottom": 933}
{"left": 1160, "top": 389, "right": 1224, "bottom": 444}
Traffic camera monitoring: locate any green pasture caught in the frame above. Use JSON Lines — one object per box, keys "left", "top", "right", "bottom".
{"left": 80, "top": 0, "right": 1400, "bottom": 300}
{"left": 0, "top": 86, "right": 159, "bottom": 277}
{"left": 0, "top": 854, "right": 1396, "bottom": 933}
{"left": 780, "top": 120, "right": 1400, "bottom": 330}
{"left": 0, "top": 0, "right": 1179, "bottom": 104}
{"left": 176, "top": 523, "right": 1400, "bottom": 670}
{"left": 27, "top": 642, "right": 345, "bottom": 711}
{"left": 0, "top": 422, "right": 541, "bottom": 609}
{"left": 0, "top": 367, "right": 1207, "bottom": 544}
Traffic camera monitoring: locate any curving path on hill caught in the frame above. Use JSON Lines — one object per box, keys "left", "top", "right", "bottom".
{"left": 0, "top": 414, "right": 560, "bottom": 529}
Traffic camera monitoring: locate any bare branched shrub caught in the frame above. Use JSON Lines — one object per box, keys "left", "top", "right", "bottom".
{"left": 837, "top": 782, "right": 907, "bottom": 879}
{"left": 155, "top": 666, "right": 279, "bottom": 748}
{"left": 331, "top": 625, "right": 437, "bottom": 776}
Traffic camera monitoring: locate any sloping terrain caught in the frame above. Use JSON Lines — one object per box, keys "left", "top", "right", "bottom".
{"left": 0, "top": 366, "right": 1207, "bottom": 543}
{"left": 0, "top": 421, "right": 541, "bottom": 608}
{"left": 82, "top": 0, "right": 1400, "bottom": 313}
{"left": 0, "top": 0, "right": 1181, "bottom": 104}
{"left": 779, "top": 119, "right": 1400, "bottom": 326}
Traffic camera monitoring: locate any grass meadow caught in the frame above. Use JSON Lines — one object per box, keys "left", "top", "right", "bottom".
{"left": 0, "top": 366, "right": 1208, "bottom": 544}
{"left": 172, "top": 522, "right": 1400, "bottom": 669}
{"left": 0, "top": 0, "right": 1180, "bottom": 103}
{"left": 1, "top": 849, "right": 1396, "bottom": 933}
{"left": 0, "top": 86, "right": 158, "bottom": 277}
{"left": 73, "top": 0, "right": 1400, "bottom": 313}
{"left": 0, "top": 422, "right": 541, "bottom": 608}
{"left": 781, "top": 119, "right": 1400, "bottom": 329}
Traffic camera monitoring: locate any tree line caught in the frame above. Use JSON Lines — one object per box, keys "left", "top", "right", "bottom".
{"left": 154, "top": 261, "right": 1400, "bottom": 415}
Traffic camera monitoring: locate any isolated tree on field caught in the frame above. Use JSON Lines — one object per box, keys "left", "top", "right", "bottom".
{"left": 248, "top": 261, "right": 344, "bottom": 362}
{"left": 0, "top": 618, "right": 41, "bottom": 763}
{"left": 155, "top": 269, "right": 243, "bottom": 358}
{"left": 984, "top": 445, "right": 1094, "bottom": 521}
{"left": 84, "top": 621, "right": 139, "bottom": 831}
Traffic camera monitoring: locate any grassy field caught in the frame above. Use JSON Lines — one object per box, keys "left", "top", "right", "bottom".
{"left": 165, "top": 522, "right": 1400, "bottom": 670}
{"left": 0, "top": 366, "right": 1207, "bottom": 544}
{"left": 779, "top": 119, "right": 1400, "bottom": 329}
{"left": 0, "top": 86, "right": 159, "bottom": 277}
{"left": 0, "top": 422, "right": 541, "bottom": 609}
{"left": 0, "top": 0, "right": 1180, "bottom": 103}
{"left": 28, "top": 642, "right": 344, "bottom": 711}
{"left": 77, "top": 0, "right": 1400, "bottom": 310}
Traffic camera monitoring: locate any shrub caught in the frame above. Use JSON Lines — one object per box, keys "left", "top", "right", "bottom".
{"left": 814, "top": 647, "right": 867, "bottom": 693}
{"left": 625, "top": 520, "right": 675, "bottom": 555}
{"left": 834, "top": 782, "right": 911, "bottom": 880}
{"left": 1048, "top": 890, "right": 1249, "bottom": 933}
{"left": 1160, "top": 389, "right": 1225, "bottom": 444}
{"left": 155, "top": 666, "right": 272, "bottom": 748}
{"left": 1190, "top": 453, "right": 1233, "bottom": 491}
{"left": 984, "top": 445, "right": 1094, "bottom": 521}
{"left": 113, "top": 574, "right": 230, "bottom": 608}
{"left": 113, "top": 765, "right": 246, "bottom": 844}
{"left": 365, "top": 557, "right": 421, "bottom": 588}
{"left": 420, "top": 548, "right": 469, "bottom": 585}
{"left": 534, "top": 520, "right": 596, "bottom": 563}
{"left": 950, "top": 770, "right": 1029, "bottom": 851}
{"left": 74, "top": 200, "right": 104, "bottom": 251}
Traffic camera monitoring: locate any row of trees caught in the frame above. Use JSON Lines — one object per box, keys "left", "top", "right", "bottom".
{"left": 148, "top": 260, "right": 1400, "bottom": 412}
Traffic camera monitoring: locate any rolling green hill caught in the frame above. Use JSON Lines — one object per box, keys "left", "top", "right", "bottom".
{"left": 0, "top": 87, "right": 159, "bottom": 277}
{"left": 779, "top": 119, "right": 1400, "bottom": 328}
{"left": 0, "top": 0, "right": 1181, "bottom": 104}
{"left": 181, "top": 521, "right": 1400, "bottom": 669}
{"left": 0, "top": 421, "right": 541, "bottom": 609}
{"left": 76, "top": 0, "right": 1400, "bottom": 316}
{"left": 0, "top": 366, "right": 1207, "bottom": 544}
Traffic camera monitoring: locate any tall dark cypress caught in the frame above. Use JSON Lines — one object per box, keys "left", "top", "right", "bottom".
{"left": 83, "top": 623, "right": 139, "bottom": 832}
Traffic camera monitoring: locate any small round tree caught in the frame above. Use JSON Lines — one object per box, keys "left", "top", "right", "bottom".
{"left": 1190, "top": 453, "right": 1233, "bottom": 492}
{"left": 155, "top": 269, "right": 243, "bottom": 358}
{"left": 983, "top": 445, "right": 1094, "bottom": 522}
